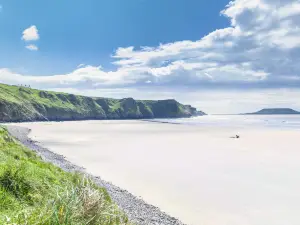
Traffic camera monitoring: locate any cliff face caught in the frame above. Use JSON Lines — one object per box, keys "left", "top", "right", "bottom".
{"left": 0, "top": 83, "right": 204, "bottom": 122}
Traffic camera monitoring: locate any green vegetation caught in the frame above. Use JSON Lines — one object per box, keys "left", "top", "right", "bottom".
{"left": 0, "top": 83, "right": 203, "bottom": 122}
{"left": 0, "top": 84, "right": 106, "bottom": 121}
{"left": 0, "top": 126, "right": 129, "bottom": 225}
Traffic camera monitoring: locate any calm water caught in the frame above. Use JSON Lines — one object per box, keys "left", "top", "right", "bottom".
{"left": 153, "top": 115, "right": 300, "bottom": 129}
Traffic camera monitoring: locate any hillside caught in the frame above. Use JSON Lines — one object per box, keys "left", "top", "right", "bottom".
{"left": 0, "top": 126, "right": 129, "bottom": 224}
{"left": 0, "top": 83, "right": 205, "bottom": 122}
{"left": 245, "top": 108, "right": 300, "bottom": 115}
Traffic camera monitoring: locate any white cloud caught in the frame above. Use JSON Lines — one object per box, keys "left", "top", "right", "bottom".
{"left": 25, "top": 44, "right": 38, "bottom": 51}
{"left": 107, "top": 0, "right": 300, "bottom": 85}
{"left": 5, "top": 0, "right": 298, "bottom": 87}
{"left": 77, "top": 64, "right": 85, "bottom": 68}
{"left": 0, "top": 66, "right": 140, "bottom": 88}
{"left": 22, "top": 25, "right": 39, "bottom": 41}
{"left": 4, "top": 0, "right": 300, "bottom": 88}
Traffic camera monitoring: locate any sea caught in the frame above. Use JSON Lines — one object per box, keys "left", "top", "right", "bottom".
{"left": 152, "top": 114, "right": 300, "bottom": 129}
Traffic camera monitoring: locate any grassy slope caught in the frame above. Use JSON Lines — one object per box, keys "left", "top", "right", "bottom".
{"left": 0, "top": 127, "right": 129, "bottom": 225}
{"left": 0, "top": 83, "right": 199, "bottom": 122}
{"left": 0, "top": 84, "right": 106, "bottom": 121}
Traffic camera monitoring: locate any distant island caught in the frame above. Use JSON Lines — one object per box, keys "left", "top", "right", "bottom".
{"left": 245, "top": 108, "right": 300, "bottom": 115}
{"left": 0, "top": 83, "right": 205, "bottom": 122}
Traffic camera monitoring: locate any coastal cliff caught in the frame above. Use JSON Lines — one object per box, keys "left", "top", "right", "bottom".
{"left": 0, "top": 83, "right": 205, "bottom": 122}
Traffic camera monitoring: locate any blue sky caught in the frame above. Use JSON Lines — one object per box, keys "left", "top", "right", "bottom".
{"left": 0, "top": 0, "right": 300, "bottom": 113}
{"left": 0, "top": 0, "right": 229, "bottom": 74}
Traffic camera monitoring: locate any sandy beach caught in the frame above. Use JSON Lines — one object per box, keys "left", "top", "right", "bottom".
{"left": 9, "top": 119, "right": 300, "bottom": 225}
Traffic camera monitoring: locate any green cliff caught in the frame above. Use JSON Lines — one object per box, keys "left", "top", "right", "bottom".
{"left": 0, "top": 83, "right": 204, "bottom": 122}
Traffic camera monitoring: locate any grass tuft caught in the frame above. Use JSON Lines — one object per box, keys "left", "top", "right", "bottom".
{"left": 0, "top": 165, "right": 35, "bottom": 202}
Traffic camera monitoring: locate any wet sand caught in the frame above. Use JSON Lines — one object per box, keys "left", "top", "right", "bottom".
{"left": 10, "top": 120, "right": 300, "bottom": 225}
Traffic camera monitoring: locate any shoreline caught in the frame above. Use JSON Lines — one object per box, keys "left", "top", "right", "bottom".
{"left": 6, "top": 125, "right": 186, "bottom": 225}
{"left": 1, "top": 116, "right": 202, "bottom": 123}
{"left": 6, "top": 118, "right": 300, "bottom": 225}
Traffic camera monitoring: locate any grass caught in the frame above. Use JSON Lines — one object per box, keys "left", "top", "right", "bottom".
{"left": 0, "top": 83, "right": 106, "bottom": 121}
{"left": 0, "top": 83, "right": 197, "bottom": 122}
{"left": 0, "top": 126, "right": 130, "bottom": 225}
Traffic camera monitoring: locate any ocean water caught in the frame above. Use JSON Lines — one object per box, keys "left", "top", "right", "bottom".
{"left": 152, "top": 115, "right": 300, "bottom": 129}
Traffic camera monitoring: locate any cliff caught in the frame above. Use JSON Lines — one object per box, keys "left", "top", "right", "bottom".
{"left": 0, "top": 83, "right": 204, "bottom": 122}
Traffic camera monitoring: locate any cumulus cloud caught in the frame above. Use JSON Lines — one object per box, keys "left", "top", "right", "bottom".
{"left": 109, "top": 0, "right": 300, "bottom": 87}
{"left": 22, "top": 25, "right": 39, "bottom": 41}
{"left": 2, "top": 0, "right": 300, "bottom": 91}
{"left": 25, "top": 44, "right": 38, "bottom": 51}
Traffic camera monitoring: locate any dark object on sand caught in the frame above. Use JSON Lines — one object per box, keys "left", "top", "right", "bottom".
{"left": 230, "top": 135, "right": 240, "bottom": 139}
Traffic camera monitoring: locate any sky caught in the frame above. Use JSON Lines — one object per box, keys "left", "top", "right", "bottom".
{"left": 0, "top": 0, "right": 300, "bottom": 114}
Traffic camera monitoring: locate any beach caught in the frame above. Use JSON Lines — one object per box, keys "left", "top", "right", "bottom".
{"left": 8, "top": 118, "right": 300, "bottom": 225}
